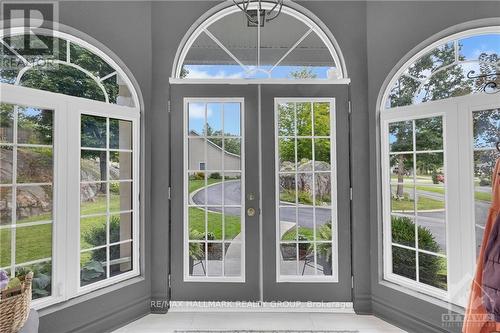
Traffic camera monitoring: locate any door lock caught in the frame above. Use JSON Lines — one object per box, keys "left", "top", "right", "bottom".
{"left": 247, "top": 207, "right": 256, "bottom": 217}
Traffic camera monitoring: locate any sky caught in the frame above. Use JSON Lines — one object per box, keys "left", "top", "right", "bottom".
{"left": 188, "top": 102, "right": 241, "bottom": 137}
{"left": 183, "top": 34, "right": 499, "bottom": 80}
{"left": 184, "top": 64, "right": 331, "bottom": 80}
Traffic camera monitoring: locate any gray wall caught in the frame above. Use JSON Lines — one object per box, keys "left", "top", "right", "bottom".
{"left": 38, "top": 2, "right": 153, "bottom": 332}
{"left": 30, "top": 1, "right": 500, "bottom": 332}
{"left": 367, "top": 2, "right": 500, "bottom": 332}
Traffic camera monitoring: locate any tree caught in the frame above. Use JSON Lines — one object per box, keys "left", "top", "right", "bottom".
{"left": 289, "top": 67, "right": 317, "bottom": 79}
{"left": 389, "top": 121, "right": 413, "bottom": 197}
{"left": 203, "top": 123, "right": 241, "bottom": 155}
{"left": 81, "top": 115, "right": 107, "bottom": 192}
{"left": 180, "top": 66, "right": 189, "bottom": 79}
{"left": 473, "top": 108, "right": 500, "bottom": 185}
{"left": 476, "top": 53, "right": 499, "bottom": 93}
{"left": 388, "top": 42, "right": 472, "bottom": 107}
{"left": 278, "top": 102, "right": 331, "bottom": 166}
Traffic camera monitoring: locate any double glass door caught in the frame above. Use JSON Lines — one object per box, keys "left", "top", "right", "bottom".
{"left": 170, "top": 84, "right": 351, "bottom": 302}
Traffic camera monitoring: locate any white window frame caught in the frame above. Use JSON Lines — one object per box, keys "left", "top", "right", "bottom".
{"left": 0, "top": 82, "right": 141, "bottom": 309}
{"left": 183, "top": 97, "right": 246, "bottom": 283}
{"left": 274, "top": 97, "right": 339, "bottom": 283}
{"left": 70, "top": 100, "right": 140, "bottom": 297}
{"left": 380, "top": 92, "right": 500, "bottom": 307}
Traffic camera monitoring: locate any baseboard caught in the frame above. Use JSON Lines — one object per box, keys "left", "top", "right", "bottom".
{"left": 71, "top": 295, "right": 151, "bottom": 333}
{"left": 168, "top": 301, "right": 355, "bottom": 313}
{"left": 353, "top": 294, "right": 372, "bottom": 314}
{"left": 372, "top": 296, "right": 453, "bottom": 333}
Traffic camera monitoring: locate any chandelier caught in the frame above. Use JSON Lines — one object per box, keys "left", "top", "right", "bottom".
{"left": 232, "top": 0, "right": 284, "bottom": 26}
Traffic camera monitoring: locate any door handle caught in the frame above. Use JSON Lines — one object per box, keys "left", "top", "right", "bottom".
{"left": 247, "top": 207, "right": 256, "bottom": 217}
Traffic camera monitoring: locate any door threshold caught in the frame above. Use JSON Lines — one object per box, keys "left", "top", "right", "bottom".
{"left": 168, "top": 301, "right": 354, "bottom": 313}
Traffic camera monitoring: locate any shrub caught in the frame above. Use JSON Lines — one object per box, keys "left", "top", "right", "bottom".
{"left": 194, "top": 172, "right": 205, "bottom": 180}
{"left": 189, "top": 229, "right": 204, "bottom": 260}
{"left": 480, "top": 178, "right": 491, "bottom": 186}
{"left": 109, "top": 182, "right": 120, "bottom": 194}
{"left": 83, "top": 216, "right": 121, "bottom": 263}
{"left": 209, "top": 172, "right": 221, "bottom": 179}
{"left": 391, "top": 216, "right": 446, "bottom": 289}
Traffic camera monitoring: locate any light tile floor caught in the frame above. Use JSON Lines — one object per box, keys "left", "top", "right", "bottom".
{"left": 113, "top": 312, "right": 406, "bottom": 333}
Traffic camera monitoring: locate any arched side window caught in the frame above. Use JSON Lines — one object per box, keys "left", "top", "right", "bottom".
{"left": 383, "top": 31, "right": 500, "bottom": 109}
{"left": 173, "top": 2, "right": 346, "bottom": 80}
{"left": 379, "top": 27, "right": 500, "bottom": 305}
{"left": 0, "top": 28, "right": 141, "bottom": 309}
{"left": 1, "top": 28, "right": 138, "bottom": 107}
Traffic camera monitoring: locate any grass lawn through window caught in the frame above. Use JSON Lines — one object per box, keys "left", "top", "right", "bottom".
{"left": 188, "top": 178, "right": 242, "bottom": 240}
{"left": 0, "top": 195, "right": 124, "bottom": 268}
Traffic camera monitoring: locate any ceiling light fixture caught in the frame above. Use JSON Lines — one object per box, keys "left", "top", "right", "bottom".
{"left": 232, "top": 0, "right": 284, "bottom": 27}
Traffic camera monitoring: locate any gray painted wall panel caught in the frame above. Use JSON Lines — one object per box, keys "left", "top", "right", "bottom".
{"left": 21, "top": 1, "right": 499, "bottom": 332}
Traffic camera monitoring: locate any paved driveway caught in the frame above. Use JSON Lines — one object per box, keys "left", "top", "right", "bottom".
{"left": 192, "top": 181, "right": 332, "bottom": 227}
{"left": 192, "top": 181, "right": 491, "bottom": 252}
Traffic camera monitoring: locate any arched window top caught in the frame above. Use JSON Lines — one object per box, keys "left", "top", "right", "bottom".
{"left": 382, "top": 27, "right": 500, "bottom": 110}
{"left": 174, "top": 2, "right": 346, "bottom": 80}
{"left": 0, "top": 28, "right": 139, "bottom": 108}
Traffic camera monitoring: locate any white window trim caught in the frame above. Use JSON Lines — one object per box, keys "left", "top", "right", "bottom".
{"left": 274, "top": 97, "right": 339, "bottom": 283}
{"left": 380, "top": 91, "right": 500, "bottom": 307}
{"left": 183, "top": 97, "right": 246, "bottom": 283}
{"left": 0, "top": 82, "right": 141, "bottom": 310}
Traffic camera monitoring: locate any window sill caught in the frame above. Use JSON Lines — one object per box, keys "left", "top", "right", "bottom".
{"left": 37, "top": 275, "right": 146, "bottom": 317}
{"left": 379, "top": 278, "right": 465, "bottom": 315}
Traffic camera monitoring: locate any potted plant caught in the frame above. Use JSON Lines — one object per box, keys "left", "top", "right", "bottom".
{"left": 189, "top": 230, "right": 205, "bottom": 275}
{"left": 314, "top": 223, "right": 333, "bottom": 275}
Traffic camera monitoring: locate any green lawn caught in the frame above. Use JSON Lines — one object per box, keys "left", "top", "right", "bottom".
{"left": 188, "top": 207, "right": 241, "bottom": 240}
{"left": 416, "top": 185, "right": 492, "bottom": 202}
{"left": 187, "top": 178, "right": 243, "bottom": 241}
{"left": 416, "top": 186, "right": 445, "bottom": 195}
{"left": 189, "top": 178, "right": 221, "bottom": 194}
{"left": 281, "top": 226, "right": 314, "bottom": 241}
{"left": 1, "top": 195, "right": 121, "bottom": 268}
{"left": 280, "top": 189, "right": 330, "bottom": 206}
{"left": 392, "top": 195, "right": 444, "bottom": 211}
{"left": 475, "top": 191, "right": 492, "bottom": 202}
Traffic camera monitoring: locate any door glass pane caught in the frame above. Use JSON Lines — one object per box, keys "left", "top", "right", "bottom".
{"left": 387, "top": 116, "right": 448, "bottom": 291}
{"left": 0, "top": 103, "right": 54, "bottom": 300}
{"left": 186, "top": 101, "right": 243, "bottom": 279}
{"left": 276, "top": 100, "right": 336, "bottom": 281}
{"left": 79, "top": 114, "right": 136, "bottom": 287}
{"left": 472, "top": 109, "right": 499, "bottom": 257}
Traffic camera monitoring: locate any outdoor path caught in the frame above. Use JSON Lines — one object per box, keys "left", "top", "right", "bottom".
{"left": 192, "top": 181, "right": 331, "bottom": 227}
{"left": 192, "top": 181, "right": 491, "bottom": 254}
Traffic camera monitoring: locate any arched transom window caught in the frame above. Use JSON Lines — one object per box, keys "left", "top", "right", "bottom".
{"left": 379, "top": 27, "right": 500, "bottom": 305}
{"left": 1, "top": 28, "right": 138, "bottom": 107}
{"left": 383, "top": 31, "right": 500, "bottom": 109}
{"left": 174, "top": 2, "right": 346, "bottom": 80}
